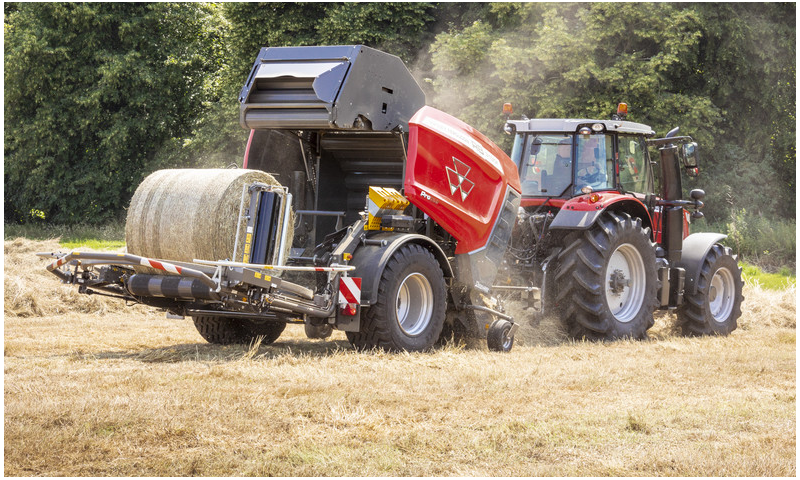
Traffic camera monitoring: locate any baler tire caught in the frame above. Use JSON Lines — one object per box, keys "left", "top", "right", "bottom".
{"left": 487, "top": 319, "right": 514, "bottom": 352}
{"left": 677, "top": 244, "right": 743, "bottom": 336}
{"left": 554, "top": 211, "right": 659, "bottom": 340}
{"left": 346, "top": 244, "right": 446, "bottom": 352}
{"left": 192, "top": 316, "right": 285, "bottom": 345}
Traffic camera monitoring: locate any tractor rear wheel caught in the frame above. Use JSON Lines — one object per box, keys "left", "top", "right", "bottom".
{"left": 554, "top": 211, "right": 659, "bottom": 340}
{"left": 192, "top": 316, "right": 286, "bottom": 345}
{"left": 346, "top": 244, "right": 446, "bottom": 352}
{"left": 677, "top": 244, "right": 743, "bottom": 336}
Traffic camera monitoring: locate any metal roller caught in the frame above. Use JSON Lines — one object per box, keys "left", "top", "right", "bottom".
{"left": 127, "top": 274, "right": 217, "bottom": 300}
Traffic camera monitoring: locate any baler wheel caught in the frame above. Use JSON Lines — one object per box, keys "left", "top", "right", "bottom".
{"left": 487, "top": 319, "right": 514, "bottom": 352}
{"left": 346, "top": 244, "right": 446, "bottom": 352}
{"left": 677, "top": 244, "right": 743, "bottom": 336}
{"left": 554, "top": 211, "right": 659, "bottom": 340}
{"left": 192, "top": 316, "right": 285, "bottom": 345}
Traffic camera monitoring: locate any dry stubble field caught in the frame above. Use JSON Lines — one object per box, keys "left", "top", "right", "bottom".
{"left": 4, "top": 238, "right": 796, "bottom": 476}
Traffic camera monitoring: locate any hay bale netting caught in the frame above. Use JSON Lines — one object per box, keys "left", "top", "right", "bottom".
{"left": 126, "top": 169, "right": 293, "bottom": 266}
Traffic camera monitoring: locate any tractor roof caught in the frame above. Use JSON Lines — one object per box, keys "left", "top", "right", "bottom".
{"left": 507, "top": 118, "right": 655, "bottom": 136}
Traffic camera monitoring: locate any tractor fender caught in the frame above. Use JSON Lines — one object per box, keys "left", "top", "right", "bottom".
{"left": 675, "top": 232, "right": 728, "bottom": 295}
{"left": 349, "top": 233, "right": 453, "bottom": 306}
{"left": 550, "top": 194, "right": 653, "bottom": 233}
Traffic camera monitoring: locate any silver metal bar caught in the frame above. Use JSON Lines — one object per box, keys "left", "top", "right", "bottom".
{"left": 192, "top": 258, "right": 355, "bottom": 272}
{"left": 295, "top": 210, "right": 346, "bottom": 217}
{"left": 465, "top": 304, "right": 514, "bottom": 322}
{"left": 232, "top": 182, "right": 249, "bottom": 262}
{"left": 46, "top": 251, "right": 218, "bottom": 291}
{"left": 185, "top": 309, "right": 291, "bottom": 322}
{"left": 491, "top": 285, "right": 539, "bottom": 292}
{"left": 276, "top": 192, "right": 293, "bottom": 266}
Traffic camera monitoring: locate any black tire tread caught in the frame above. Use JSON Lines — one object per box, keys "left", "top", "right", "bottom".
{"left": 346, "top": 243, "right": 446, "bottom": 352}
{"left": 192, "top": 316, "right": 285, "bottom": 345}
{"left": 487, "top": 320, "right": 513, "bottom": 352}
{"left": 677, "top": 244, "right": 743, "bottom": 336}
{"left": 554, "top": 211, "right": 659, "bottom": 340}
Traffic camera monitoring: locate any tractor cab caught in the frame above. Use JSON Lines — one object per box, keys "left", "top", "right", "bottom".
{"left": 505, "top": 108, "right": 657, "bottom": 203}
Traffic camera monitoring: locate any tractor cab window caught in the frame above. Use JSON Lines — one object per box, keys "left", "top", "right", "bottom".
{"left": 574, "top": 134, "right": 614, "bottom": 194}
{"left": 519, "top": 134, "right": 573, "bottom": 197}
{"left": 618, "top": 135, "right": 652, "bottom": 194}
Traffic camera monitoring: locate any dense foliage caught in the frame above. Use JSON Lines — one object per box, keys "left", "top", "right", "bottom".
{"left": 4, "top": 3, "right": 795, "bottom": 240}
{"left": 4, "top": 3, "right": 225, "bottom": 223}
{"left": 424, "top": 3, "right": 795, "bottom": 222}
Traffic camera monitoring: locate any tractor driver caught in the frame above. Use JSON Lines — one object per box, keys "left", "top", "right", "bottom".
{"left": 532, "top": 137, "right": 573, "bottom": 196}
{"left": 576, "top": 136, "right": 607, "bottom": 189}
{"left": 556, "top": 138, "right": 571, "bottom": 164}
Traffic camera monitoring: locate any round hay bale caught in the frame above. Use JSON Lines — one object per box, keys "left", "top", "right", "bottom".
{"left": 126, "top": 169, "right": 293, "bottom": 265}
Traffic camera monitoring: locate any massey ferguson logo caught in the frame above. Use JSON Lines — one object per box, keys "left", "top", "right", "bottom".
{"left": 446, "top": 157, "right": 474, "bottom": 201}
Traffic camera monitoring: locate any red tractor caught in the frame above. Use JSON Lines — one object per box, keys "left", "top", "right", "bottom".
{"left": 498, "top": 103, "right": 744, "bottom": 339}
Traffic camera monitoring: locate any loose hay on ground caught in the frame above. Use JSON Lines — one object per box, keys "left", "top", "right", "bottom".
{"left": 4, "top": 238, "right": 130, "bottom": 318}
{"left": 738, "top": 280, "right": 796, "bottom": 329}
{"left": 4, "top": 238, "right": 795, "bottom": 476}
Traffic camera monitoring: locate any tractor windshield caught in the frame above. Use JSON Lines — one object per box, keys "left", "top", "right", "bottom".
{"left": 573, "top": 133, "right": 614, "bottom": 194}
{"left": 518, "top": 134, "right": 573, "bottom": 197}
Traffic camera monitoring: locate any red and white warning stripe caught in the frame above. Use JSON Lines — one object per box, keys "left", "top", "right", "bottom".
{"left": 48, "top": 256, "right": 69, "bottom": 270}
{"left": 48, "top": 252, "right": 184, "bottom": 275}
{"left": 338, "top": 277, "right": 362, "bottom": 306}
{"left": 139, "top": 257, "right": 183, "bottom": 274}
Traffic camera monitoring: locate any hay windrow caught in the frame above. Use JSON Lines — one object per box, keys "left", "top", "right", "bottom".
{"left": 125, "top": 169, "right": 293, "bottom": 266}
{"left": 4, "top": 238, "right": 131, "bottom": 317}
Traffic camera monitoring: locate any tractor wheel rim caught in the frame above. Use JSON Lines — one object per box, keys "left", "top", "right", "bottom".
{"left": 709, "top": 267, "right": 735, "bottom": 323}
{"left": 605, "top": 243, "right": 646, "bottom": 323}
{"left": 396, "top": 273, "right": 434, "bottom": 336}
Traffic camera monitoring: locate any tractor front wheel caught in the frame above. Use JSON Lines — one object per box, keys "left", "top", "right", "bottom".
{"left": 677, "top": 244, "right": 743, "bottom": 336}
{"left": 554, "top": 211, "right": 659, "bottom": 340}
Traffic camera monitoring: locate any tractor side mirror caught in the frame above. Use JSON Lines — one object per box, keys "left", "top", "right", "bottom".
{"left": 530, "top": 137, "right": 542, "bottom": 155}
{"left": 680, "top": 142, "right": 699, "bottom": 167}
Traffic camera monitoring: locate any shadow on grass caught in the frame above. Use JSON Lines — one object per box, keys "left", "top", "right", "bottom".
{"left": 71, "top": 333, "right": 486, "bottom": 364}
{"left": 82, "top": 338, "right": 356, "bottom": 364}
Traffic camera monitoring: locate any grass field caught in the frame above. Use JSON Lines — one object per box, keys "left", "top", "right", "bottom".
{"left": 4, "top": 238, "right": 796, "bottom": 476}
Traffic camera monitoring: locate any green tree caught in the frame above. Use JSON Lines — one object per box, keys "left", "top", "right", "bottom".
{"left": 318, "top": 3, "right": 434, "bottom": 64}
{"left": 4, "top": 3, "right": 224, "bottom": 223}
{"left": 160, "top": 3, "right": 438, "bottom": 173}
{"left": 4, "top": 2, "right": 794, "bottom": 228}
{"left": 430, "top": 4, "right": 721, "bottom": 144}
{"left": 693, "top": 3, "right": 795, "bottom": 219}
{"left": 427, "top": 3, "right": 795, "bottom": 222}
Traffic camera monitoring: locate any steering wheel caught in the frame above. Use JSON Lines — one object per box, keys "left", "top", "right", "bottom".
{"left": 577, "top": 165, "right": 604, "bottom": 185}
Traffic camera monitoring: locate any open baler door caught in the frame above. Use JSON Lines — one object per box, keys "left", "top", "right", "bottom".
{"left": 405, "top": 106, "right": 521, "bottom": 291}
{"left": 239, "top": 45, "right": 427, "bottom": 244}
{"left": 239, "top": 45, "right": 425, "bottom": 132}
